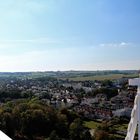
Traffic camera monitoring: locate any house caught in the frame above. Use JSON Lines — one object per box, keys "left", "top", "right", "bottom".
{"left": 96, "top": 94, "right": 107, "bottom": 101}
{"left": 80, "top": 97, "right": 98, "bottom": 106}
{"left": 113, "top": 108, "right": 132, "bottom": 118}
{"left": 94, "top": 108, "right": 113, "bottom": 120}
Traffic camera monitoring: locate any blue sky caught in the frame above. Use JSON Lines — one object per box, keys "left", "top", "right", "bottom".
{"left": 0, "top": 0, "right": 140, "bottom": 71}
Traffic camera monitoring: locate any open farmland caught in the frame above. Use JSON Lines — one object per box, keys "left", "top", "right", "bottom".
{"left": 67, "top": 73, "right": 138, "bottom": 81}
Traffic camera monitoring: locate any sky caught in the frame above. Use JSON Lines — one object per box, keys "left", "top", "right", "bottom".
{"left": 0, "top": 0, "right": 140, "bottom": 72}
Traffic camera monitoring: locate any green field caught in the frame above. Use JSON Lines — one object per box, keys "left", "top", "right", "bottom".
{"left": 67, "top": 73, "right": 138, "bottom": 81}
{"left": 84, "top": 120, "right": 128, "bottom": 131}
{"left": 84, "top": 121, "right": 101, "bottom": 129}
{"left": 113, "top": 123, "right": 128, "bottom": 131}
{"left": 0, "top": 71, "right": 138, "bottom": 81}
{"left": 84, "top": 121, "right": 129, "bottom": 139}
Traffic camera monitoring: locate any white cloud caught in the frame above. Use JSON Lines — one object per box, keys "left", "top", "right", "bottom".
{"left": 99, "top": 42, "right": 131, "bottom": 48}
{"left": 120, "top": 42, "right": 128, "bottom": 46}
{"left": 0, "top": 37, "right": 59, "bottom": 43}
{"left": 0, "top": 46, "right": 139, "bottom": 72}
{"left": 0, "top": 37, "right": 62, "bottom": 49}
{"left": 0, "top": 36, "right": 84, "bottom": 49}
{"left": 0, "top": 47, "right": 83, "bottom": 71}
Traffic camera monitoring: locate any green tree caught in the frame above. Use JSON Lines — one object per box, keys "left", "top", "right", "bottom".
{"left": 2, "top": 112, "right": 15, "bottom": 138}
{"left": 69, "top": 118, "right": 84, "bottom": 140}
{"left": 46, "top": 130, "right": 60, "bottom": 140}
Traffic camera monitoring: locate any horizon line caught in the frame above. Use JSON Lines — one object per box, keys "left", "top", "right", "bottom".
{"left": 0, "top": 69, "right": 138, "bottom": 73}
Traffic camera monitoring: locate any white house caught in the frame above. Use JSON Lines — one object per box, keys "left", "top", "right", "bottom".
{"left": 113, "top": 107, "right": 132, "bottom": 118}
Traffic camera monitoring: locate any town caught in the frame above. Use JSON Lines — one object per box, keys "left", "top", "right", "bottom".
{"left": 0, "top": 71, "right": 137, "bottom": 121}
{"left": 0, "top": 71, "right": 138, "bottom": 140}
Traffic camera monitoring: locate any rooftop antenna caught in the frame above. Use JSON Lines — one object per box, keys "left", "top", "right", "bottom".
{"left": 125, "top": 71, "right": 140, "bottom": 140}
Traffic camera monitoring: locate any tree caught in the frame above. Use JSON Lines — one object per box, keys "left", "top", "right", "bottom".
{"left": 46, "top": 131, "right": 60, "bottom": 140}
{"left": 94, "top": 130, "right": 109, "bottom": 140}
{"left": 2, "top": 112, "right": 15, "bottom": 138}
{"left": 102, "top": 80, "right": 113, "bottom": 87}
{"left": 69, "top": 118, "right": 84, "bottom": 140}
{"left": 81, "top": 130, "right": 92, "bottom": 140}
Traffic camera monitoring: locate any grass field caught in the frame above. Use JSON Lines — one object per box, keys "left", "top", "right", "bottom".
{"left": 68, "top": 73, "right": 138, "bottom": 81}
{"left": 83, "top": 121, "right": 101, "bottom": 129}
{"left": 84, "top": 120, "right": 128, "bottom": 131}
{"left": 113, "top": 123, "right": 128, "bottom": 131}
{"left": 84, "top": 121, "right": 128, "bottom": 139}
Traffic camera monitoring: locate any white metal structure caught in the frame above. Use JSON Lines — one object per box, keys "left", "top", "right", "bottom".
{"left": 125, "top": 77, "right": 140, "bottom": 140}
{"left": 0, "top": 131, "right": 12, "bottom": 140}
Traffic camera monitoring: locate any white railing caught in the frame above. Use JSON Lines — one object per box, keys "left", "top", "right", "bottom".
{"left": 0, "top": 131, "right": 12, "bottom": 140}
{"left": 125, "top": 78, "right": 140, "bottom": 140}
